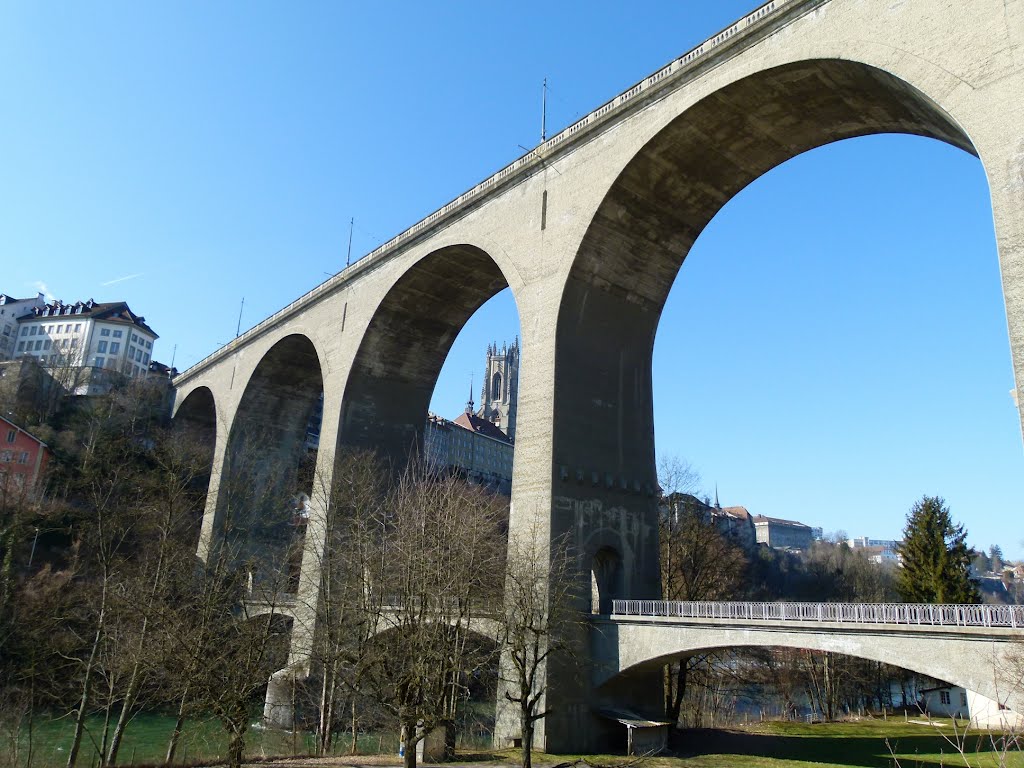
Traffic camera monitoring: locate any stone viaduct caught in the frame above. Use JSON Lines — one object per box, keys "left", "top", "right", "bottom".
{"left": 173, "top": 0, "right": 1024, "bottom": 753}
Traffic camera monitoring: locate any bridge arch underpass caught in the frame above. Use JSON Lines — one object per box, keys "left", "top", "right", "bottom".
{"left": 213, "top": 333, "right": 325, "bottom": 586}
{"left": 549, "top": 56, "right": 1002, "bottom": 748}
{"left": 591, "top": 621, "right": 1022, "bottom": 719}
{"left": 339, "top": 243, "right": 518, "bottom": 470}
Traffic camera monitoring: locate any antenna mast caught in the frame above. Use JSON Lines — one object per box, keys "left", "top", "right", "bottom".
{"left": 346, "top": 217, "right": 354, "bottom": 267}
{"left": 235, "top": 297, "right": 245, "bottom": 338}
{"left": 541, "top": 77, "right": 548, "bottom": 142}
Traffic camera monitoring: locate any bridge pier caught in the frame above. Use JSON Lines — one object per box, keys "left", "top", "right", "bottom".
{"left": 263, "top": 666, "right": 299, "bottom": 730}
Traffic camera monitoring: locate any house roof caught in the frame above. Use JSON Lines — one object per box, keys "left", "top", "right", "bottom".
{"left": 0, "top": 414, "right": 49, "bottom": 449}
{"left": 23, "top": 299, "right": 158, "bottom": 338}
{"left": 452, "top": 412, "right": 512, "bottom": 444}
{"left": 721, "top": 505, "right": 752, "bottom": 519}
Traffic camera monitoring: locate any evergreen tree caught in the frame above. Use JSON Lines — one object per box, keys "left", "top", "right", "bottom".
{"left": 989, "top": 544, "right": 1004, "bottom": 573}
{"left": 897, "top": 496, "right": 979, "bottom": 604}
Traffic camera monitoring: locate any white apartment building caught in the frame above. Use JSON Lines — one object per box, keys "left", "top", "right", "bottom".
{"left": 0, "top": 293, "right": 46, "bottom": 361}
{"left": 14, "top": 299, "right": 158, "bottom": 389}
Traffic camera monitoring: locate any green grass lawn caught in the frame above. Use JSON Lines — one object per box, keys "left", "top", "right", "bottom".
{"left": 7, "top": 715, "right": 1021, "bottom": 767}
{"left": 519, "top": 719, "right": 1022, "bottom": 768}
{"left": 7, "top": 712, "right": 333, "bottom": 767}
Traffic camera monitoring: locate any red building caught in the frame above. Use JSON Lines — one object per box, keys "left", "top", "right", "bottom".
{"left": 0, "top": 415, "right": 50, "bottom": 493}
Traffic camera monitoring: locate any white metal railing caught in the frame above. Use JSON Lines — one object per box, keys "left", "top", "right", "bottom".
{"left": 175, "top": 0, "right": 799, "bottom": 384}
{"left": 611, "top": 600, "right": 1024, "bottom": 629}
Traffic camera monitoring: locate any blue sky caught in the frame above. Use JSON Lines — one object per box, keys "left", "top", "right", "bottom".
{"left": 1, "top": 2, "right": 1020, "bottom": 558}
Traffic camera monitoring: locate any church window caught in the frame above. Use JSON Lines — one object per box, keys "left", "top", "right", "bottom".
{"left": 492, "top": 372, "right": 501, "bottom": 400}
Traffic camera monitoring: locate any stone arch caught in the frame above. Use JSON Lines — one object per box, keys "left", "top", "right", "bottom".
{"left": 551, "top": 58, "right": 985, "bottom": 604}
{"left": 217, "top": 333, "right": 325, "bottom": 579}
{"left": 340, "top": 243, "right": 518, "bottom": 467}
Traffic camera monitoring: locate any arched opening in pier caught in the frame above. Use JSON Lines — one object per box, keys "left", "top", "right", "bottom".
{"left": 555, "top": 58, "right": 1019, "bottom": 602}
{"left": 340, "top": 244, "right": 521, "bottom": 496}
{"left": 172, "top": 385, "right": 219, "bottom": 549}
{"left": 219, "top": 334, "right": 324, "bottom": 586}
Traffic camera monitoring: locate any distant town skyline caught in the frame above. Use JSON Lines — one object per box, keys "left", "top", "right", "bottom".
{"left": 2, "top": 1, "right": 1020, "bottom": 557}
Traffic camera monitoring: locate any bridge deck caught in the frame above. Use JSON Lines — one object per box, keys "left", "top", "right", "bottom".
{"left": 612, "top": 600, "right": 1024, "bottom": 629}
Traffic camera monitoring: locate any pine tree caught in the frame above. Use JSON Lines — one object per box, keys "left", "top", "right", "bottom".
{"left": 897, "top": 496, "right": 979, "bottom": 604}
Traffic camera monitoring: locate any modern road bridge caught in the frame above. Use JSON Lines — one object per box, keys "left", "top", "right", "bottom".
{"left": 597, "top": 601, "right": 1023, "bottom": 714}
{"left": 173, "top": 0, "right": 1024, "bottom": 752}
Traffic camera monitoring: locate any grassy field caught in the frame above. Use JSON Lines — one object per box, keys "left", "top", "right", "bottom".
{"left": 514, "top": 719, "right": 1022, "bottom": 768}
{"left": 6, "top": 715, "right": 1020, "bottom": 767}
{"left": 5, "top": 712, "right": 341, "bottom": 767}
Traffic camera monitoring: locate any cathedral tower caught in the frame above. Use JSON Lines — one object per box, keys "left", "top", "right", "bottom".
{"left": 477, "top": 338, "right": 519, "bottom": 441}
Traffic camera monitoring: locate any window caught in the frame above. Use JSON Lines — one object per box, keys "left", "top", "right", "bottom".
{"left": 143, "top": 353, "right": 149, "bottom": 364}
{"left": 56, "top": 324, "right": 63, "bottom": 333}
{"left": 101, "top": 328, "right": 110, "bottom": 337}
{"left": 43, "top": 340, "right": 51, "bottom": 350}
{"left": 113, "top": 329, "right": 123, "bottom": 338}
{"left": 940, "top": 691, "right": 951, "bottom": 705}
{"left": 5, "top": 430, "right": 14, "bottom": 444}
{"left": 30, "top": 327, "right": 37, "bottom": 336}
{"left": 21, "top": 326, "right": 28, "bottom": 336}
{"left": 97, "top": 341, "right": 107, "bottom": 353}
{"left": 17, "top": 452, "right": 29, "bottom": 464}
{"left": 33, "top": 340, "right": 42, "bottom": 351}
{"left": 16, "top": 342, "right": 24, "bottom": 352}
{"left": 74, "top": 323, "right": 81, "bottom": 332}
{"left": 0, "top": 451, "right": 11, "bottom": 462}
{"left": 95, "top": 356, "right": 105, "bottom": 368}
{"left": 110, "top": 342, "right": 120, "bottom": 355}
{"left": 145, "top": 340, "right": 151, "bottom": 349}
{"left": 960, "top": 692, "right": 967, "bottom": 706}
{"left": 131, "top": 333, "right": 138, "bottom": 343}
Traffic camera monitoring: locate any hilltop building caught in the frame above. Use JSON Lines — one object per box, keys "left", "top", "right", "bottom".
{"left": 0, "top": 293, "right": 46, "bottom": 362}
{"left": 753, "top": 515, "right": 814, "bottom": 550}
{"left": 11, "top": 298, "right": 159, "bottom": 395}
{"left": 847, "top": 536, "right": 901, "bottom": 565}
{"left": 660, "top": 493, "right": 756, "bottom": 550}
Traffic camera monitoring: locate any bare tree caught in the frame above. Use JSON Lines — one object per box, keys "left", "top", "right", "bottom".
{"left": 657, "top": 456, "right": 746, "bottom": 725}
{"left": 497, "top": 523, "right": 578, "bottom": 768}
{"left": 348, "top": 464, "right": 506, "bottom": 768}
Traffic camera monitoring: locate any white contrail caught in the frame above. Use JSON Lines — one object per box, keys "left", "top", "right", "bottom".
{"left": 100, "top": 273, "right": 143, "bottom": 287}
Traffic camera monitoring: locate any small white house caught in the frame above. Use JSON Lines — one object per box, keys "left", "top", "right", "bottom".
{"left": 921, "top": 685, "right": 1024, "bottom": 730}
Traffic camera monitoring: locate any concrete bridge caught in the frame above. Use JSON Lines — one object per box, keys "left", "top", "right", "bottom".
{"left": 173, "top": 0, "right": 1024, "bottom": 753}
{"left": 595, "top": 601, "right": 1024, "bottom": 716}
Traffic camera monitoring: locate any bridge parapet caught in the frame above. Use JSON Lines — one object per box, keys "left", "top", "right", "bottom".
{"left": 612, "top": 600, "right": 1024, "bottom": 629}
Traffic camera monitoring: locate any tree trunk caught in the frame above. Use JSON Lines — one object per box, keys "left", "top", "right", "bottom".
{"left": 164, "top": 690, "right": 188, "bottom": 765}
{"left": 669, "top": 660, "right": 688, "bottom": 725}
{"left": 227, "top": 729, "right": 245, "bottom": 768}
{"left": 66, "top": 585, "right": 106, "bottom": 768}
{"left": 521, "top": 720, "right": 534, "bottom": 768}
{"left": 402, "top": 718, "right": 418, "bottom": 768}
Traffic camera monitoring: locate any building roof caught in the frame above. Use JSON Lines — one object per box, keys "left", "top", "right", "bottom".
{"left": 23, "top": 299, "right": 158, "bottom": 338}
{"left": 0, "top": 293, "right": 40, "bottom": 304}
{"left": 753, "top": 514, "right": 811, "bottom": 529}
{"left": 0, "top": 414, "right": 49, "bottom": 449}
{"left": 721, "top": 505, "right": 752, "bottom": 520}
{"left": 453, "top": 412, "right": 512, "bottom": 444}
